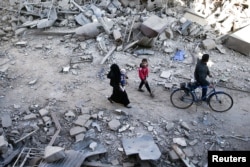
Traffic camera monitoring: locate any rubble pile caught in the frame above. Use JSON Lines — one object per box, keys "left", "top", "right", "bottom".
{"left": 1, "top": 100, "right": 247, "bottom": 167}
{"left": 0, "top": 0, "right": 250, "bottom": 167}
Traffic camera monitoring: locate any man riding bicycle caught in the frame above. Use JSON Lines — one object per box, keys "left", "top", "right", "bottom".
{"left": 194, "top": 54, "right": 213, "bottom": 101}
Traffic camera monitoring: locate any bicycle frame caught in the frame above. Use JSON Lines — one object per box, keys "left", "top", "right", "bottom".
{"left": 191, "top": 86, "right": 222, "bottom": 102}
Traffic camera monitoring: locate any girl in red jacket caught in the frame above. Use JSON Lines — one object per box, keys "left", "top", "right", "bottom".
{"left": 138, "top": 58, "right": 154, "bottom": 97}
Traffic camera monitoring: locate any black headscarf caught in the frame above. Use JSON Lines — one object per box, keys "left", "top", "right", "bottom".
{"left": 108, "top": 64, "right": 121, "bottom": 87}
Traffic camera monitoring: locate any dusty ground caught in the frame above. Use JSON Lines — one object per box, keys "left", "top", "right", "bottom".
{"left": 0, "top": 31, "right": 250, "bottom": 166}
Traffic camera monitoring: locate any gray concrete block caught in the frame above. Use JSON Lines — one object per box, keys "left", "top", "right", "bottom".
{"left": 202, "top": 39, "right": 216, "bottom": 50}
{"left": 140, "top": 15, "right": 168, "bottom": 38}
{"left": 224, "top": 25, "right": 250, "bottom": 56}
{"left": 44, "top": 146, "right": 66, "bottom": 163}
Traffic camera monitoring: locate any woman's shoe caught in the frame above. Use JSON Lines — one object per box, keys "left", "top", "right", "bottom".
{"left": 108, "top": 97, "right": 113, "bottom": 103}
{"left": 125, "top": 104, "right": 132, "bottom": 108}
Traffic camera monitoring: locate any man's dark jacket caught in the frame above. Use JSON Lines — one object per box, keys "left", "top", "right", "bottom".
{"left": 194, "top": 59, "right": 210, "bottom": 86}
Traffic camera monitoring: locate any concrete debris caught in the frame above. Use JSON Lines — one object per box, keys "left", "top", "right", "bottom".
{"left": 0, "top": 136, "right": 8, "bottom": 154}
{"left": 122, "top": 134, "right": 161, "bottom": 160}
{"left": 172, "top": 144, "right": 196, "bottom": 167}
{"left": 108, "top": 119, "right": 121, "bottom": 131}
{"left": 75, "top": 22, "right": 102, "bottom": 38}
{"left": 44, "top": 146, "right": 66, "bottom": 163}
{"left": 202, "top": 39, "right": 216, "bottom": 50}
{"left": 70, "top": 126, "right": 86, "bottom": 136}
{"left": 1, "top": 113, "right": 12, "bottom": 128}
{"left": 224, "top": 25, "right": 250, "bottom": 56}
{"left": 173, "top": 137, "right": 187, "bottom": 147}
{"left": 140, "top": 15, "right": 168, "bottom": 38}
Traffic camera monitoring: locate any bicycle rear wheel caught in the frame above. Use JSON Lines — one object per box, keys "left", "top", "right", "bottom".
{"left": 170, "top": 89, "right": 194, "bottom": 109}
{"left": 208, "top": 92, "right": 233, "bottom": 112}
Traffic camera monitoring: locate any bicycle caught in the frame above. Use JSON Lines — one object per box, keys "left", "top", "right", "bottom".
{"left": 170, "top": 81, "right": 233, "bottom": 112}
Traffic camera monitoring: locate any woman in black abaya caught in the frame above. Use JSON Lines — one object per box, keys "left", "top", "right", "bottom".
{"left": 107, "top": 64, "right": 131, "bottom": 108}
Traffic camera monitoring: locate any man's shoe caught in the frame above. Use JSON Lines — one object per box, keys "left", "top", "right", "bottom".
{"left": 108, "top": 97, "right": 113, "bottom": 103}
{"left": 125, "top": 104, "right": 132, "bottom": 108}
{"left": 138, "top": 88, "right": 144, "bottom": 92}
{"left": 150, "top": 93, "right": 155, "bottom": 98}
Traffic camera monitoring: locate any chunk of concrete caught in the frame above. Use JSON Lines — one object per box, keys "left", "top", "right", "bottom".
{"left": 108, "top": 119, "right": 121, "bottom": 131}
{"left": 122, "top": 134, "right": 161, "bottom": 160}
{"left": 140, "top": 15, "right": 168, "bottom": 38}
{"left": 160, "top": 71, "right": 172, "bottom": 79}
{"left": 70, "top": 126, "right": 86, "bottom": 136}
{"left": 224, "top": 25, "right": 250, "bottom": 56}
{"left": 1, "top": 113, "right": 12, "bottom": 128}
{"left": 74, "top": 114, "right": 91, "bottom": 127}
{"left": 75, "top": 22, "right": 102, "bottom": 38}
{"left": 39, "top": 109, "right": 49, "bottom": 117}
{"left": 202, "top": 39, "right": 216, "bottom": 50}
{"left": 173, "top": 137, "right": 187, "bottom": 147}
{"left": 44, "top": 146, "right": 66, "bottom": 163}
{"left": 0, "top": 136, "right": 8, "bottom": 154}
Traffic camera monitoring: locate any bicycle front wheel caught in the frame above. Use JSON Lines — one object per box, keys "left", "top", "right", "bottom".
{"left": 170, "top": 89, "right": 194, "bottom": 109}
{"left": 208, "top": 92, "right": 233, "bottom": 112}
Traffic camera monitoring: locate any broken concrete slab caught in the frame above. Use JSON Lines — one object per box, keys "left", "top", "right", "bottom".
{"left": 224, "top": 25, "right": 250, "bottom": 56}
{"left": 202, "top": 39, "right": 216, "bottom": 50}
{"left": 44, "top": 146, "right": 66, "bottom": 162}
{"left": 70, "top": 126, "right": 86, "bottom": 136}
{"left": 75, "top": 22, "right": 102, "bottom": 38}
{"left": 0, "top": 136, "right": 8, "bottom": 154}
{"left": 74, "top": 114, "right": 91, "bottom": 127}
{"left": 1, "top": 113, "right": 12, "bottom": 128}
{"left": 140, "top": 15, "right": 168, "bottom": 38}
{"left": 173, "top": 137, "right": 187, "bottom": 147}
{"left": 122, "top": 134, "right": 161, "bottom": 160}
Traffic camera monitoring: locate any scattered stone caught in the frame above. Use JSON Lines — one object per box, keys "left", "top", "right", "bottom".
{"left": 89, "top": 142, "right": 98, "bottom": 151}
{"left": 165, "top": 122, "right": 175, "bottom": 131}
{"left": 118, "top": 124, "right": 130, "bottom": 133}
{"left": 188, "top": 139, "right": 198, "bottom": 146}
{"left": 15, "top": 41, "right": 27, "bottom": 47}
{"left": 173, "top": 137, "right": 187, "bottom": 147}
{"left": 24, "top": 113, "right": 37, "bottom": 120}
{"left": 92, "top": 122, "right": 101, "bottom": 132}
{"left": 180, "top": 121, "right": 190, "bottom": 131}
{"left": 74, "top": 114, "right": 91, "bottom": 127}
{"left": 160, "top": 71, "right": 172, "bottom": 79}
{"left": 147, "top": 126, "right": 154, "bottom": 132}
{"left": 183, "top": 147, "right": 194, "bottom": 157}
{"left": 108, "top": 119, "right": 121, "bottom": 131}
{"left": 39, "top": 109, "right": 49, "bottom": 117}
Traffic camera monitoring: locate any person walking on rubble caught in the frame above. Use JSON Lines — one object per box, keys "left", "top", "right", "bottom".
{"left": 194, "top": 54, "right": 213, "bottom": 101}
{"left": 138, "top": 58, "right": 154, "bottom": 97}
{"left": 107, "top": 64, "right": 132, "bottom": 108}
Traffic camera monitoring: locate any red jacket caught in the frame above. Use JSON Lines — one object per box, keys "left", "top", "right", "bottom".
{"left": 138, "top": 64, "right": 149, "bottom": 80}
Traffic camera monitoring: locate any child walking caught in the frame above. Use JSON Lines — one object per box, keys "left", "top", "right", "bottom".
{"left": 120, "top": 68, "right": 128, "bottom": 92}
{"left": 138, "top": 58, "right": 154, "bottom": 97}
